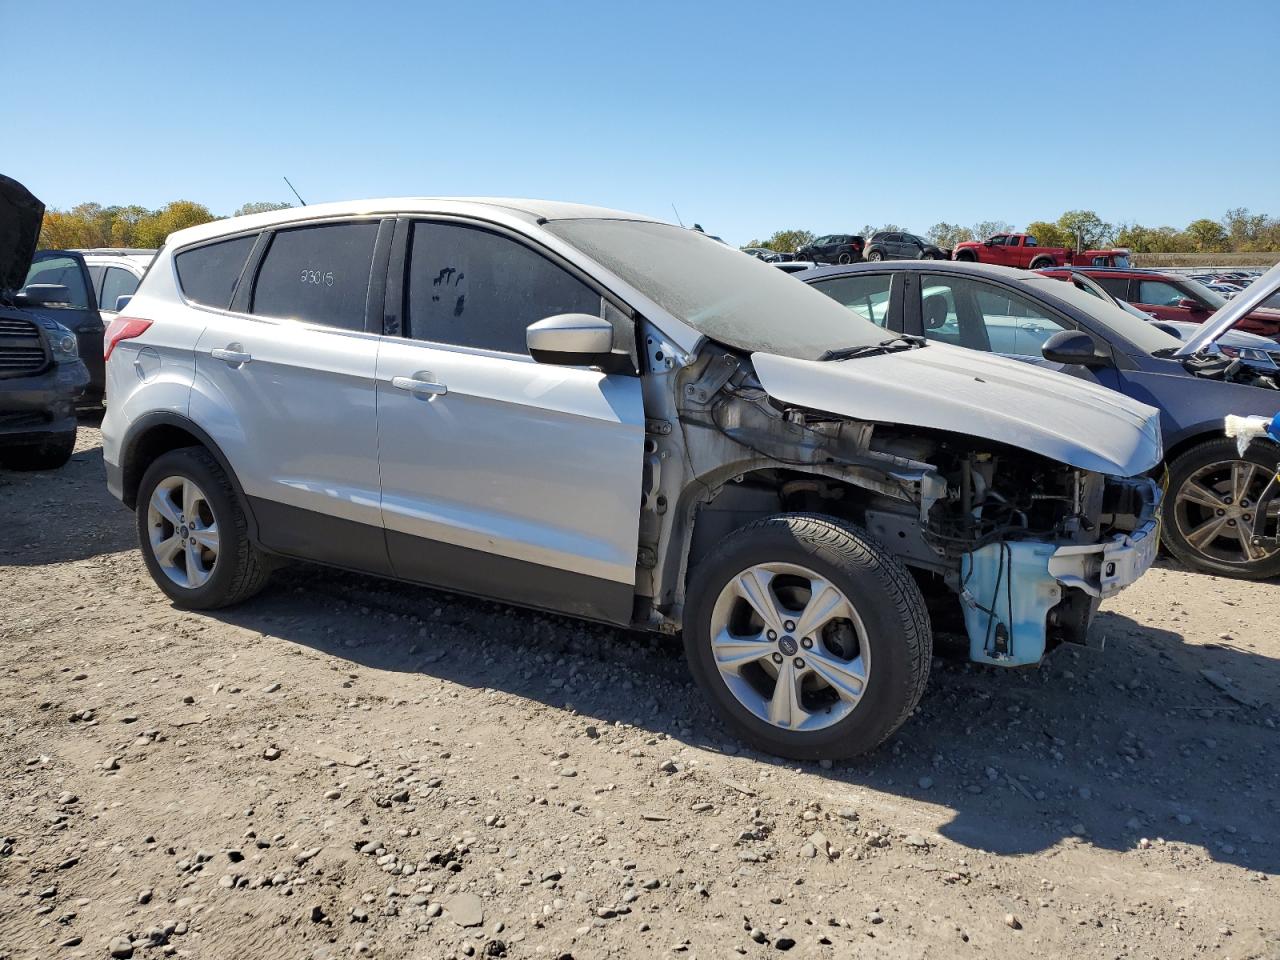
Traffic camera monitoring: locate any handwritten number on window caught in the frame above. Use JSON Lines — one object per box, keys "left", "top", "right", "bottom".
{"left": 300, "top": 269, "right": 335, "bottom": 287}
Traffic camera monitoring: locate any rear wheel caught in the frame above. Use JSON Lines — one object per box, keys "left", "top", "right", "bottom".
{"left": 1, "top": 430, "right": 76, "bottom": 471}
{"left": 1029, "top": 257, "right": 1055, "bottom": 270}
{"left": 1163, "top": 437, "right": 1280, "bottom": 579}
{"left": 837, "top": 252, "right": 853, "bottom": 265}
{"left": 684, "top": 515, "right": 931, "bottom": 760}
{"left": 136, "top": 447, "right": 272, "bottom": 608}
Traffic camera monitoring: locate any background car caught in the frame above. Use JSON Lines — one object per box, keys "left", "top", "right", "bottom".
{"left": 19, "top": 250, "right": 106, "bottom": 403}
{"left": 1038, "top": 266, "right": 1280, "bottom": 340}
{"left": 0, "top": 175, "right": 90, "bottom": 469}
{"left": 863, "top": 231, "right": 947, "bottom": 262}
{"left": 794, "top": 234, "right": 864, "bottom": 264}
{"left": 80, "top": 248, "right": 156, "bottom": 326}
{"left": 741, "top": 247, "right": 792, "bottom": 262}
{"left": 801, "top": 259, "right": 1280, "bottom": 579}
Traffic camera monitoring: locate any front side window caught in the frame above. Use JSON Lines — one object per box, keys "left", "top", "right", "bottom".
{"left": 176, "top": 234, "right": 257, "bottom": 309}
{"left": 100, "top": 267, "right": 139, "bottom": 310}
{"left": 810, "top": 273, "right": 893, "bottom": 327}
{"left": 919, "top": 274, "right": 1070, "bottom": 356}
{"left": 24, "top": 256, "right": 90, "bottom": 308}
{"left": 251, "top": 222, "right": 379, "bottom": 330}
{"left": 989, "top": 235, "right": 1007, "bottom": 246}
{"left": 1136, "top": 280, "right": 1189, "bottom": 307}
{"left": 406, "top": 221, "right": 600, "bottom": 354}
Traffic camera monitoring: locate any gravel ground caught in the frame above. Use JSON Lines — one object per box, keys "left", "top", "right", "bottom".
{"left": 1, "top": 426, "right": 1278, "bottom": 960}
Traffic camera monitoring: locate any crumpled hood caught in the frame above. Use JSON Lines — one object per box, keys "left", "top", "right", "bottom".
{"left": 0, "top": 175, "right": 44, "bottom": 297}
{"left": 753, "top": 342, "right": 1163, "bottom": 477}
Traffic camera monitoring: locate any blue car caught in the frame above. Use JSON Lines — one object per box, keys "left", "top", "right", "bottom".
{"left": 801, "top": 259, "right": 1280, "bottom": 580}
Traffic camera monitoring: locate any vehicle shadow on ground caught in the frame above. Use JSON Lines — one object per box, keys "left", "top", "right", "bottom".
{"left": 205, "top": 562, "right": 1280, "bottom": 877}
{"left": 0, "top": 444, "right": 135, "bottom": 565}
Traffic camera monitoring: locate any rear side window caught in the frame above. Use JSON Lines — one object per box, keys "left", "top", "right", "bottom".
{"left": 100, "top": 267, "right": 139, "bottom": 311}
{"left": 810, "top": 273, "right": 892, "bottom": 327}
{"left": 1095, "top": 276, "right": 1130, "bottom": 299}
{"left": 176, "top": 235, "right": 256, "bottom": 309}
{"left": 406, "top": 221, "right": 600, "bottom": 354}
{"left": 251, "top": 222, "right": 379, "bottom": 331}
{"left": 24, "top": 255, "right": 91, "bottom": 308}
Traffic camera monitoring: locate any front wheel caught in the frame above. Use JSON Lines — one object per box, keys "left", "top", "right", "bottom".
{"left": 867, "top": 250, "right": 884, "bottom": 262}
{"left": 1162, "top": 438, "right": 1280, "bottom": 579}
{"left": 684, "top": 515, "right": 931, "bottom": 760}
{"left": 136, "top": 447, "right": 272, "bottom": 608}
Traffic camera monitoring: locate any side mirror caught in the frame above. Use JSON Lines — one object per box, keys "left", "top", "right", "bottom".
{"left": 527, "top": 313, "right": 615, "bottom": 367}
{"left": 16, "top": 283, "right": 71, "bottom": 306}
{"left": 1041, "top": 329, "right": 1111, "bottom": 368}
{"left": 114, "top": 294, "right": 132, "bottom": 312}
{"left": 1177, "top": 297, "right": 1205, "bottom": 311}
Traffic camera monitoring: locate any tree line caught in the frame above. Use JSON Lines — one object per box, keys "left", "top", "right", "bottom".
{"left": 36, "top": 200, "right": 292, "bottom": 250}
{"left": 747, "top": 208, "right": 1280, "bottom": 255}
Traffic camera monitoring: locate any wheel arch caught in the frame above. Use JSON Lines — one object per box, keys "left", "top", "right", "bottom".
{"left": 119, "top": 412, "right": 260, "bottom": 541}
{"left": 660, "top": 459, "right": 897, "bottom": 623}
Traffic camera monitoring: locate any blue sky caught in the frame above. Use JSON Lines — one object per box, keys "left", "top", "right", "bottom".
{"left": 7, "top": 0, "right": 1278, "bottom": 244}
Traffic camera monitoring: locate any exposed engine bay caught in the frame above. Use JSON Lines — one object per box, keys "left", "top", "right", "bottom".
{"left": 638, "top": 338, "right": 1162, "bottom": 667}
{"left": 1180, "top": 350, "right": 1280, "bottom": 390}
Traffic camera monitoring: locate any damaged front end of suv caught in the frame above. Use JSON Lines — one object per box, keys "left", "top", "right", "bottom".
{"left": 634, "top": 334, "right": 1161, "bottom": 670}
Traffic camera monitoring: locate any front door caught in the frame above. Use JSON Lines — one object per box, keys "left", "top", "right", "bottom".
{"left": 25, "top": 251, "right": 104, "bottom": 396}
{"left": 375, "top": 219, "right": 646, "bottom": 624}
{"left": 190, "top": 218, "right": 391, "bottom": 574}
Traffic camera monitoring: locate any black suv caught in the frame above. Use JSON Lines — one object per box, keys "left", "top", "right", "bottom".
{"left": 0, "top": 176, "right": 90, "bottom": 470}
{"left": 794, "top": 233, "right": 865, "bottom": 264}
{"left": 863, "top": 232, "right": 947, "bottom": 262}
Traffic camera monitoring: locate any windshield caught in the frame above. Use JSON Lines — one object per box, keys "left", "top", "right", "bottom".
{"left": 1016, "top": 275, "right": 1182, "bottom": 354}
{"left": 1177, "top": 277, "right": 1227, "bottom": 309}
{"left": 545, "top": 219, "right": 886, "bottom": 359}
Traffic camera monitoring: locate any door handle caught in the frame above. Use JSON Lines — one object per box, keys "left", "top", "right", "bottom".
{"left": 391, "top": 375, "right": 447, "bottom": 396}
{"left": 211, "top": 346, "right": 252, "bottom": 365}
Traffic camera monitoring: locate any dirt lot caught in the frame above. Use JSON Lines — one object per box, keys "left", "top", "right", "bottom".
{"left": 1, "top": 426, "right": 1278, "bottom": 960}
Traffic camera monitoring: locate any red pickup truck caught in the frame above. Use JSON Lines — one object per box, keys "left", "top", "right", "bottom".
{"left": 952, "top": 233, "right": 1130, "bottom": 270}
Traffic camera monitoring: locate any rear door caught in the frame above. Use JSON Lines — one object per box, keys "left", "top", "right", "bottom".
{"left": 24, "top": 251, "right": 103, "bottom": 395}
{"left": 374, "top": 218, "right": 646, "bottom": 624}
{"left": 99, "top": 264, "right": 142, "bottom": 325}
{"left": 189, "top": 219, "right": 393, "bottom": 574}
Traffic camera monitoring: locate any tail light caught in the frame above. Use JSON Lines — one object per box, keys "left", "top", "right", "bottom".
{"left": 104, "top": 316, "right": 153, "bottom": 361}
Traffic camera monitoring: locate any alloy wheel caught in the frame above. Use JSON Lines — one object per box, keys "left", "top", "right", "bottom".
{"left": 1173, "top": 459, "right": 1280, "bottom": 566}
{"left": 147, "top": 476, "right": 220, "bottom": 588}
{"left": 708, "top": 562, "right": 870, "bottom": 732}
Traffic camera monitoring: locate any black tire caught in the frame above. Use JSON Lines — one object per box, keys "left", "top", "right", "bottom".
{"left": 954, "top": 251, "right": 976, "bottom": 262}
{"left": 1029, "top": 257, "right": 1054, "bottom": 271}
{"left": 135, "top": 447, "right": 272, "bottom": 609}
{"left": 684, "top": 514, "right": 931, "bottom": 760}
{"left": 837, "top": 252, "right": 853, "bottom": 265}
{"left": 1162, "top": 437, "right": 1280, "bottom": 580}
{"left": 867, "top": 250, "right": 884, "bottom": 262}
{"left": 2, "top": 430, "right": 76, "bottom": 471}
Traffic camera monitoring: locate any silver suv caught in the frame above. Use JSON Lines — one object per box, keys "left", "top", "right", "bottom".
{"left": 102, "top": 199, "right": 1163, "bottom": 759}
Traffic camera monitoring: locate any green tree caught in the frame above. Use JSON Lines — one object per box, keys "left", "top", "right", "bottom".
{"left": 1055, "top": 210, "right": 1113, "bottom": 249}
{"left": 1185, "top": 218, "right": 1228, "bottom": 253}
{"left": 133, "top": 201, "right": 219, "bottom": 248}
{"left": 1024, "top": 220, "right": 1073, "bottom": 248}
{"left": 759, "top": 229, "right": 815, "bottom": 254}
{"left": 971, "top": 220, "right": 1013, "bottom": 241}
{"left": 926, "top": 222, "right": 974, "bottom": 248}
{"left": 234, "top": 201, "right": 293, "bottom": 217}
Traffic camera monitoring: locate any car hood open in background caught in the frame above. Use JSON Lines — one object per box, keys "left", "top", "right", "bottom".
{"left": 753, "top": 342, "right": 1163, "bottom": 477}
{"left": 0, "top": 175, "right": 44, "bottom": 296}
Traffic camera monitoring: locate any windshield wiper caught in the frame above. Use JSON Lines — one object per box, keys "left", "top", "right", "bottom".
{"left": 820, "top": 335, "right": 926, "bottom": 362}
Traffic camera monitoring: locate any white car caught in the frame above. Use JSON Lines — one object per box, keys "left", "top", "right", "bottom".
{"left": 77, "top": 248, "right": 156, "bottom": 324}
{"left": 100, "top": 198, "right": 1163, "bottom": 759}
